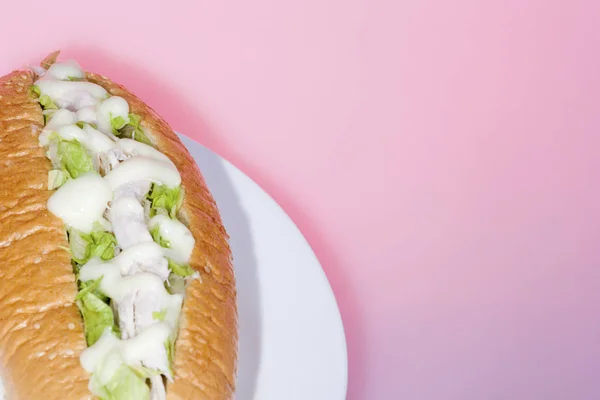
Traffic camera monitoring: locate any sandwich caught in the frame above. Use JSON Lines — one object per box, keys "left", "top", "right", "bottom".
{"left": 0, "top": 51, "right": 238, "bottom": 400}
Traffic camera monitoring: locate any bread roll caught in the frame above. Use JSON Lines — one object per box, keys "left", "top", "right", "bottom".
{"left": 0, "top": 53, "right": 238, "bottom": 400}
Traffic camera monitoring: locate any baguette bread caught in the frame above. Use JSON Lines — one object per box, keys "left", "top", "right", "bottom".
{"left": 0, "top": 53, "right": 238, "bottom": 399}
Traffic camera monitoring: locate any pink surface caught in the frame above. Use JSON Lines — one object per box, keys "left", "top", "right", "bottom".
{"left": 1, "top": 1, "right": 600, "bottom": 398}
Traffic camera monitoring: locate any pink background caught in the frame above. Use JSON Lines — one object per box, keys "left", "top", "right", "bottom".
{"left": 2, "top": 1, "right": 600, "bottom": 398}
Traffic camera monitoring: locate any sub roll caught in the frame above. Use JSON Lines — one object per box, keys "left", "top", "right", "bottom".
{"left": 0, "top": 51, "right": 238, "bottom": 400}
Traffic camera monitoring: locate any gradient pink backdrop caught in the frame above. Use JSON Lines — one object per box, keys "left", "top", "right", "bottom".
{"left": 2, "top": 1, "right": 600, "bottom": 398}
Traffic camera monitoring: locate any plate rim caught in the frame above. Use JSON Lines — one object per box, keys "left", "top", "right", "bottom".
{"left": 177, "top": 132, "right": 349, "bottom": 398}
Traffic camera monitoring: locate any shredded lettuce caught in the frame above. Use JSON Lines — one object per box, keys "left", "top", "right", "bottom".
{"left": 69, "top": 228, "right": 118, "bottom": 265}
{"left": 89, "top": 361, "right": 150, "bottom": 400}
{"left": 149, "top": 225, "right": 170, "bottom": 248}
{"left": 30, "top": 85, "right": 41, "bottom": 97}
{"left": 150, "top": 225, "right": 194, "bottom": 277}
{"left": 147, "top": 184, "right": 182, "bottom": 219}
{"left": 77, "top": 277, "right": 109, "bottom": 302}
{"left": 48, "top": 169, "right": 69, "bottom": 190}
{"left": 75, "top": 121, "right": 97, "bottom": 129}
{"left": 76, "top": 278, "right": 119, "bottom": 346}
{"left": 116, "top": 113, "right": 152, "bottom": 146}
{"left": 43, "top": 109, "right": 56, "bottom": 125}
{"left": 168, "top": 259, "right": 195, "bottom": 277}
{"left": 130, "top": 364, "right": 161, "bottom": 379}
{"left": 39, "top": 94, "right": 58, "bottom": 110}
{"left": 57, "top": 139, "right": 94, "bottom": 178}
{"left": 152, "top": 309, "right": 167, "bottom": 321}
{"left": 67, "top": 76, "right": 84, "bottom": 82}
{"left": 110, "top": 113, "right": 128, "bottom": 134}
{"left": 165, "top": 273, "right": 186, "bottom": 295}
{"left": 165, "top": 338, "right": 175, "bottom": 374}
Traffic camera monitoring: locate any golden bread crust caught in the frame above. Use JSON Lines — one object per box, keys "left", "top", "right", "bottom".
{"left": 0, "top": 71, "right": 92, "bottom": 399}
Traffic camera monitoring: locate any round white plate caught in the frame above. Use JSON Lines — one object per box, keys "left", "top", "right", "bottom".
{"left": 178, "top": 133, "right": 348, "bottom": 400}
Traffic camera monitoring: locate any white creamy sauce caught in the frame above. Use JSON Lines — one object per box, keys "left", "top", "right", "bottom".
{"left": 149, "top": 215, "right": 195, "bottom": 263}
{"left": 80, "top": 323, "right": 171, "bottom": 378}
{"left": 96, "top": 96, "right": 129, "bottom": 134}
{"left": 82, "top": 124, "right": 116, "bottom": 153}
{"left": 41, "top": 123, "right": 116, "bottom": 159}
{"left": 39, "top": 110, "right": 78, "bottom": 146}
{"left": 47, "top": 173, "right": 113, "bottom": 233}
{"left": 121, "top": 322, "right": 172, "bottom": 376}
{"left": 95, "top": 349, "right": 125, "bottom": 387}
{"left": 37, "top": 64, "right": 190, "bottom": 393}
{"left": 80, "top": 330, "right": 121, "bottom": 373}
{"left": 44, "top": 60, "right": 85, "bottom": 81}
{"left": 104, "top": 156, "right": 181, "bottom": 191}
{"left": 117, "top": 139, "right": 174, "bottom": 166}
{"left": 46, "top": 109, "right": 77, "bottom": 130}
{"left": 56, "top": 124, "right": 88, "bottom": 143}
{"left": 36, "top": 80, "right": 108, "bottom": 111}
{"left": 76, "top": 106, "right": 98, "bottom": 125}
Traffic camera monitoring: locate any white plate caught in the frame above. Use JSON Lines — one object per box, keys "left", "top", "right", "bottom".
{"left": 178, "top": 133, "right": 348, "bottom": 400}
{"left": 0, "top": 134, "right": 348, "bottom": 400}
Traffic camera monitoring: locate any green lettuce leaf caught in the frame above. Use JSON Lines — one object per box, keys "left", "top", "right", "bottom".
{"left": 75, "top": 121, "right": 98, "bottom": 130}
{"left": 58, "top": 140, "right": 94, "bottom": 178}
{"left": 110, "top": 113, "right": 128, "bottom": 134}
{"left": 76, "top": 278, "right": 119, "bottom": 346}
{"left": 69, "top": 228, "right": 118, "bottom": 265}
{"left": 115, "top": 113, "right": 153, "bottom": 146}
{"left": 149, "top": 225, "right": 170, "bottom": 248}
{"left": 165, "top": 337, "right": 175, "bottom": 374}
{"left": 39, "top": 94, "right": 58, "bottom": 110}
{"left": 147, "top": 184, "right": 181, "bottom": 219}
{"left": 90, "top": 362, "right": 150, "bottom": 400}
{"left": 165, "top": 273, "right": 186, "bottom": 295}
{"left": 76, "top": 276, "right": 109, "bottom": 302}
{"left": 42, "top": 109, "right": 56, "bottom": 125}
{"left": 168, "top": 259, "right": 195, "bottom": 277}
{"left": 152, "top": 309, "right": 167, "bottom": 321}
{"left": 130, "top": 364, "right": 162, "bottom": 379}
{"left": 150, "top": 225, "right": 194, "bottom": 277}
{"left": 30, "top": 85, "right": 41, "bottom": 97}
{"left": 48, "top": 169, "right": 69, "bottom": 190}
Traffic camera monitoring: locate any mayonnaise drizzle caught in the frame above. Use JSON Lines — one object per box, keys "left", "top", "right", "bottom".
{"left": 104, "top": 157, "right": 181, "bottom": 190}
{"left": 117, "top": 139, "right": 175, "bottom": 166}
{"left": 37, "top": 60, "right": 190, "bottom": 393}
{"left": 96, "top": 96, "right": 129, "bottom": 134}
{"left": 149, "top": 215, "right": 195, "bottom": 263}
{"left": 80, "top": 323, "right": 172, "bottom": 377}
{"left": 79, "top": 260, "right": 175, "bottom": 304}
{"left": 46, "top": 109, "right": 77, "bottom": 130}
{"left": 47, "top": 173, "right": 113, "bottom": 233}
{"left": 40, "top": 123, "right": 116, "bottom": 156}
{"left": 36, "top": 80, "right": 108, "bottom": 111}
{"left": 43, "top": 59, "right": 85, "bottom": 81}
{"left": 76, "top": 106, "right": 98, "bottom": 125}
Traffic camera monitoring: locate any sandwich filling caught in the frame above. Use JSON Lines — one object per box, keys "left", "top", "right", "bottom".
{"left": 31, "top": 59, "right": 197, "bottom": 400}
